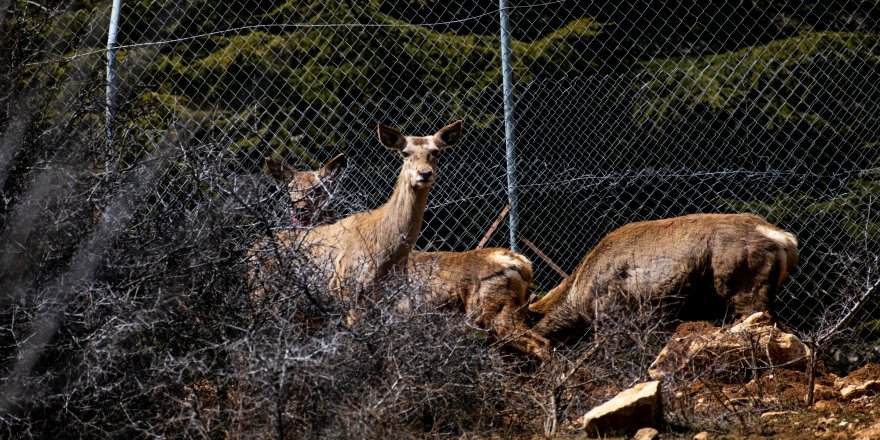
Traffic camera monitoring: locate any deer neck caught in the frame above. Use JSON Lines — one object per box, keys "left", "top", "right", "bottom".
{"left": 379, "top": 172, "right": 430, "bottom": 247}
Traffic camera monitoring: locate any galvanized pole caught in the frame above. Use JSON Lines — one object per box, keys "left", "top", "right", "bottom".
{"left": 106, "top": 0, "right": 122, "bottom": 143}
{"left": 499, "top": 0, "right": 520, "bottom": 252}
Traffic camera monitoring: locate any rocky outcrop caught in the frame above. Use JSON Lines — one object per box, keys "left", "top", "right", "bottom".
{"left": 840, "top": 380, "right": 880, "bottom": 400}
{"left": 834, "top": 364, "right": 880, "bottom": 400}
{"left": 649, "top": 312, "right": 810, "bottom": 380}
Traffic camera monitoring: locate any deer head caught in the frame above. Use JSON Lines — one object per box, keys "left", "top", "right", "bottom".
{"left": 264, "top": 153, "right": 347, "bottom": 225}
{"left": 377, "top": 120, "right": 462, "bottom": 190}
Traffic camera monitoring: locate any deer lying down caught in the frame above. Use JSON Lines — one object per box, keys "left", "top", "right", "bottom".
{"left": 529, "top": 213, "right": 798, "bottom": 343}
{"left": 406, "top": 249, "right": 551, "bottom": 360}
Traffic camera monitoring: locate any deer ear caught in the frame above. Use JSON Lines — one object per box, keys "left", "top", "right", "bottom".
{"left": 377, "top": 124, "right": 406, "bottom": 151}
{"left": 434, "top": 120, "right": 463, "bottom": 149}
{"left": 318, "top": 153, "right": 347, "bottom": 180}
{"left": 265, "top": 157, "right": 294, "bottom": 182}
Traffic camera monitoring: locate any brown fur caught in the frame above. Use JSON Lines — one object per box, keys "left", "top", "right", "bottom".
{"left": 249, "top": 143, "right": 547, "bottom": 358}
{"left": 247, "top": 121, "right": 462, "bottom": 302}
{"left": 247, "top": 155, "right": 349, "bottom": 306}
{"left": 406, "top": 248, "right": 551, "bottom": 359}
{"left": 265, "top": 154, "right": 347, "bottom": 226}
{"left": 529, "top": 213, "right": 799, "bottom": 342}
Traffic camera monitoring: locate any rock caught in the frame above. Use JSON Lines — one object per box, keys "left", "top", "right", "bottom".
{"left": 840, "top": 380, "right": 880, "bottom": 400}
{"left": 649, "top": 312, "right": 811, "bottom": 380}
{"left": 834, "top": 364, "right": 880, "bottom": 401}
{"left": 819, "top": 416, "right": 838, "bottom": 424}
{"left": 812, "top": 399, "right": 839, "bottom": 411}
{"left": 760, "top": 410, "right": 794, "bottom": 420}
{"left": 581, "top": 380, "right": 662, "bottom": 437}
{"left": 634, "top": 427, "right": 660, "bottom": 440}
{"left": 693, "top": 432, "right": 709, "bottom": 440}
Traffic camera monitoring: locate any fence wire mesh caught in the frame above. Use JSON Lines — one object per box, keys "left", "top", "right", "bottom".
{"left": 4, "top": 0, "right": 880, "bottom": 375}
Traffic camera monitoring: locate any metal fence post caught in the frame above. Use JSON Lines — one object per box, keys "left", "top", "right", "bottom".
{"left": 106, "top": 0, "right": 122, "bottom": 143}
{"left": 499, "top": 0, "right": 520, "bottom": 253}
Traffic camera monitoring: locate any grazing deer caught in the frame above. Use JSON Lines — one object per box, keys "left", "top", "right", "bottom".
{"left": 529, "top": 213, "right": 799, "bottom": 343}
{"left": 406, "top": 249, "right": 551, "bottom": 359}
{"left": 247, "top": 121, "right": 463, "bottom": 304}
{"left": 264, "top": 154, "right": 347, "bottom": 226}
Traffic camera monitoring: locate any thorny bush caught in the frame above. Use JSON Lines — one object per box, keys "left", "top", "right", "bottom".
{"left": 0, "top": 108, "right": 557, "bottom": 437}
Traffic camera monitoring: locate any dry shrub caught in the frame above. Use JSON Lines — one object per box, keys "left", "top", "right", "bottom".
{"left": 0, "top": 113, "right": 552, "bottom": 437}
{"left": 532, "top": 286, "right": 677, "bottom": 436}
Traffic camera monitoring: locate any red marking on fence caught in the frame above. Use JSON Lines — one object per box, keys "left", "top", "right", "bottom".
{"left": 476, "top": 204, "right": 511, "bottom": 249}
{"left": 476, "top": 204, "right": 569, "bottom": 279}
{"left": 519, "top": 235, "right": 569, "bottom": 279}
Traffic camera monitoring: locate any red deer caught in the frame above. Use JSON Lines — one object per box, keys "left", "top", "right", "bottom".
{"left": 251, "top": 141, "right": 549, "bottom": 359}
{"left": 407, "top": 249, "right": 551, "bottom": 359}
{"left": 264, "top": 154, "right": 347, "bottom": 226}
{"left": 247, "top": 154, "right": 348, "bottom": 307}
{"left": 247, "top": 121, "right": 462, "bottom": 304}
{"left": 528, "top": 213, "right": 798, "bottom": 342}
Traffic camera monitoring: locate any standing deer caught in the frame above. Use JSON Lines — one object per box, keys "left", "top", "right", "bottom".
{"left": 529, "top": 213, "right": 799, "bottom": 343}
{"left": 247, "top": 154, "right": 349, "bottom": 306}
{"left": 247, "top": 121, "right": 463, "bottom": 303}
{"left": 264, "top": 154, "right": 347, "bottom": 226}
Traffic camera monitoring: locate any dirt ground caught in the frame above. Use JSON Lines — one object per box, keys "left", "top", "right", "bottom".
{"left": 682, "top": 364, "right": 880, "bottom": 439}
{"left": 667, "top": 322, "right": 880, "bottom": 439}
{"left": 549, "top": 364, "right": 880, "bottom": 439}
{"left": 552, "top": 318, "right": 880, "bottom": 439}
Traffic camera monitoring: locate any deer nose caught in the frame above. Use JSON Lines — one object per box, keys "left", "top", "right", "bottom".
{"left": 418, "top": 170, "right": 434, "bottom": 181}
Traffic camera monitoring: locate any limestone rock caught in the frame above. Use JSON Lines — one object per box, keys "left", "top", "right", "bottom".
{"left": 581, "top": 380, "right": 662, "bottom": 437}
{"left": 649, "top": 312, "right": 811, "bottom": 380}
{"left": 840, "top": 380, "right": 880, "bottom": 400}
{"left": 634, "top": 427, "right": 660, "bottom": 440}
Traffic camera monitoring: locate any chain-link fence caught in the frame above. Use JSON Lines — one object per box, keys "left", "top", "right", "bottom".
{"left": 5, "top": 0, "right": 880, "bottom": 368}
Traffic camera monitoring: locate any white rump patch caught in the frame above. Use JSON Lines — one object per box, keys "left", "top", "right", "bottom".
{"left": 756, "top": 225, "right": 798, "bottom": 247}
{"left": 490, "top": 251, "right": 529, "bottom": 269}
